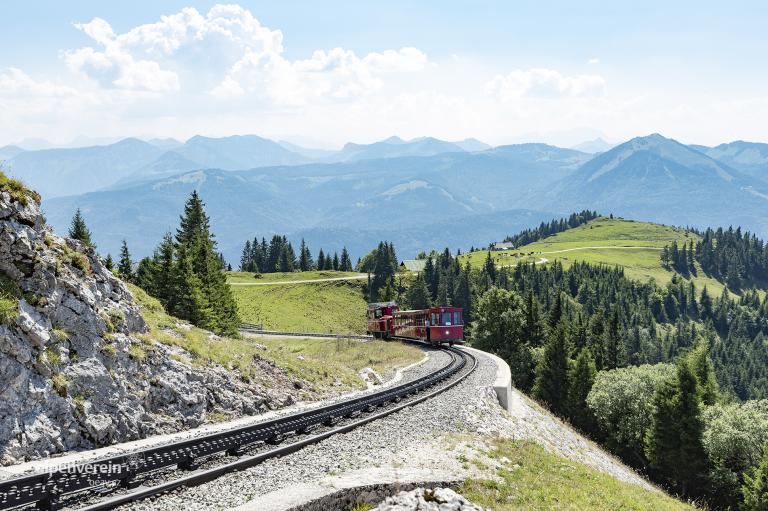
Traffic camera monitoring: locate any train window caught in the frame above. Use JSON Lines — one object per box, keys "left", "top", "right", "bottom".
{"left": 375, "top": 309, "right": 383, "bottom": 318}
{"left": 442, "top": 312, "right": 452, "bottom": 325}
{"left": 454, "top": 311, "right": 462, "bottom": 325}
{"left": 431, "top": 313, "right": 438, "bottom": 325}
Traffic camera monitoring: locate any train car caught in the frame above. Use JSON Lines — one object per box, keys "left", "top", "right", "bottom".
{"left": 394, "top": 306, "right": 464, "bottom": 346}
{"left": 366, "top": 301, "right": 399, "bottom": 338}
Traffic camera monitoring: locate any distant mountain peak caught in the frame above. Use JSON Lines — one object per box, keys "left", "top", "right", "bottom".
{"left": 382, "top": 136, "right": 406, "bottom": 145}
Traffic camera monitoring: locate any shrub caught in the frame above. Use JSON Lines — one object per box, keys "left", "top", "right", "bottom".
{"left": 0, "top": 171, "right": 40, "bottom": 206}
{"left": 102, "top": 344, "right": 117, "bottom": 357}
{"left": 0, "top": 296, "right": 18, "bottom": 326}
{"left": 52, "top": 373, "right": 69, "bottom": 397}
{"left": 129, "top": 344, "right": 146, "bottom": 362}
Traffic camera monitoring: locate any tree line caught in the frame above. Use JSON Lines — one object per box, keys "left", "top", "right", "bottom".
{"left": 467, "top": 217, "right": 768, "bottom": 509}
{"left": 239, "top": 236, "right": 353, "bottom": 273}
{"left": 501, "top": 210, "right": 599, "bottom": 247}
{"left": 662, "top": 226, "right": 768, "bottom": 290}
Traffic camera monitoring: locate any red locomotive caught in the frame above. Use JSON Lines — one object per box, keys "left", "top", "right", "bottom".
{"left": 367, "top": 301, "right": 399, "bottom": 339}
{"left": 367, "top": 302, "right": 464, "bottom": 346}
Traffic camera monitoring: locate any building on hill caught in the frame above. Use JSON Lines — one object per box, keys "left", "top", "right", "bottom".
{"left": 400, "top": 259, "right": 427, "bottom": 272}
{"left": 491, "top": 241, "right": 515, "bottom": 250}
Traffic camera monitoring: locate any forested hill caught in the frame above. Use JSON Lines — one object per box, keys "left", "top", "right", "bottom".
{"left": 451, "top": 214, "right": 768, "bottom": 510}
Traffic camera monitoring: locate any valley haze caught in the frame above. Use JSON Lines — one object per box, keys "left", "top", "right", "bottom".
{"left": 3, "top": 132, "right": 764, "bottom": 264}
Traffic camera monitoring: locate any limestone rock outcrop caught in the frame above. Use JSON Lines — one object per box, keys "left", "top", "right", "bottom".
{"left": 0, "top": 188, "right": 296, "bottom": 465}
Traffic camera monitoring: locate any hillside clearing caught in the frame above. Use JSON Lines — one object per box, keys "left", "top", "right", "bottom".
{"left": 227, "top": 273, "right": 368, "bottom": 333}
{"left": 461, "top": 438, "right": 696, "bottom": 510}
{"left": 129, "top": 284, "right": 417, "bottom": 392}
{"left": 226, "top": 270, "right": 365, "bottom": 284}
{"left": 462, "top": 217, "right": 728, "bottom": 294}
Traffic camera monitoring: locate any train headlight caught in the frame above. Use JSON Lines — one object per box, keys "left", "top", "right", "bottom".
{"left": 445, "top": 330, "right": 449, "bottom": 335}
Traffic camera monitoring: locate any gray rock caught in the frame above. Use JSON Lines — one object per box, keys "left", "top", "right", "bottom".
{"left": 0, "top": 191, "right": 305, "bottom": 465}
{"left": 375, "top": 487, "right": 486, "bottom": 511}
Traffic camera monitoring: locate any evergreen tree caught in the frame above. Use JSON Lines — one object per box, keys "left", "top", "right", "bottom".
{"left": 523, "top": 289, "right": 545, "bottom": 347}
{"left": 483, "top": 251, "right": 497, "bottom": 282}
{"left": 406, "top": 274, "right": 432, "bottom": 309}
{"left": 604, "top": 308, "right": 622, "bottom": 369}
{"left": 68, "top": 208, "right": 94, "bottom": 247}
{"left": 299, "top": 239, "right": 312, "bottom": 271}
{"left": 743, "top": 448, "right": 768, "bottom": 511}
{"left": 567, "top": 348, "right": 598, "bottom": 434}
{"left": 278, "top": 244, "right": 294, "bottom": 272}
{"left": 332, "top": 252, "right": 340, "bottom": 271}
{"left": 317, "top": 249, "right": 326, "bottom": 271}
{"left": 645, "top": 362, "right": 709, "bottom": 497}
{"left": 240, "top": 240, "right": 253, "bottom": 271}
{"left": 117, "top": 239, "right": 133, "bottom": 281}
{"left": 104, "top": 254, "right": 114, "bottom": 271}
{"left": 340, "top": 247, "right": 353, "bottom": 271}
{"left": 533, "top": 320, "right": 570, "bottom": 414}
{"left": 135, "top": 256, "right": 158, "bottom": 296}
{"left": 453, "top": 261, "right": 473, "bottom": 322}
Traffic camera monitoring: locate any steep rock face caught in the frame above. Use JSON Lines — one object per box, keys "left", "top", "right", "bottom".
{"left": 0, "top": 190, "right": 292, "bottom": 465}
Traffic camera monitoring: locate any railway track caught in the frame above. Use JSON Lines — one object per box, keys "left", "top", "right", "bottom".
{"left": 0, "top": 344, "right": 475, "bottom": 511}
{"left": 239, "top": 324, "right": 373, "bottom": 340}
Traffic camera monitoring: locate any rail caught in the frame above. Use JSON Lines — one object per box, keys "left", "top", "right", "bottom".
{"left": 0, "top": 345, "right": 474, "bottom": 511}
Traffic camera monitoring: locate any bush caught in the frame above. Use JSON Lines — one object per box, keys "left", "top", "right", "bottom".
{"left": 0, "top": 296, "right": 18, "bottom": 325}
{"left": 0, "top": 171, "right": 40, "bottom": 206}
{"left": 586, "top": 363, "right": 675, "bottom": 463}
{"left": 51, "top": 373, "right": 69, "bottom": 397}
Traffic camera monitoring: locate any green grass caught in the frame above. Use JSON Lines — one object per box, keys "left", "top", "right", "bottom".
{"left": 228, "top": 273, "right": 368, "bottom": 333}
{"left": 461, "top": 217, "right": 729, "bottom": 295}
{"left": 0, "top": 170, "right": 41, "bottom": 206}
{"left": 461, "top": 438, "right": 696, "bottom": 511}
{"left": 128, "top": 284, "right": 420, "bottom": 391}
{"left": 226, "top": 270, "right": 365, "bottom": 284}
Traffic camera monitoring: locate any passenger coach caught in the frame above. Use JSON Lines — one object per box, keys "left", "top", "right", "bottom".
{"left": 368, "top": 301, "right": 464, "bottom": 346}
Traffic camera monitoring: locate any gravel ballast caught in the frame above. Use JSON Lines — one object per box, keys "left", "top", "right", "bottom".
{"left": 122, "top": 348, "right": 655, "bottom": 511}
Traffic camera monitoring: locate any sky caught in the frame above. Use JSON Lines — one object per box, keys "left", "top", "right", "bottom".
{"left": 1, "top": 1, "right": 766, "bottom": 149}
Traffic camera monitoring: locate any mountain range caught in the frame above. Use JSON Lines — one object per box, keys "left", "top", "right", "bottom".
{"left": 4, "top": 131, "right": 766, "bottom": 264}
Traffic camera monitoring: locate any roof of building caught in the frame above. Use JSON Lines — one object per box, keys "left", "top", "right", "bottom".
{"left": 493, "top": 241, "right": 516, "bottom": 250}
{"left": 400, "top": 259, "right": 428, "bottom": 272}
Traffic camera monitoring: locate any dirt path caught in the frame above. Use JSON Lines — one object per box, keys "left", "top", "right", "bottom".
{"left": 540, "top": 245, "right": 663, "bottom": 254}
{"left": 229, "top": 275, "right": 368, "bottom": 286}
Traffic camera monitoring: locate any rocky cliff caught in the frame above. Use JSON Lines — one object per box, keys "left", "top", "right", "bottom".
{"left": 0, "top": 180, "right": 296, "bottom": 465}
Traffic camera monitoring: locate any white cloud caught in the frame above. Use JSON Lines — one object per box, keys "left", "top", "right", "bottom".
{"left": 0, "top": 68, "right": 77, "bottom": 98}
{"left": 588, "top": 58, "right": 600, "bottom": 65}
{"left": 64, "top": 4, "right": 426, "bottom": 103}
{"left": 485, "top": 68, "right": 607, "bottom": 101}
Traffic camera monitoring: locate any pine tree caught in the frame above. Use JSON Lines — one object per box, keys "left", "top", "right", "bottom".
{"left": 117, "top": 240, "right": 133, "bottom": 281}
{"left": 135, "top": 256, "right": 158, "bottom": 295}
{"left": 299, "top": 239, "right": 312, "bottom": 271}
{"left": 68, "top": 208, "right": 94, "bottom": 247}
{"left": 533, "top": 320, "right": 570, "bottom": 414}
{"left": 743, "top": 449, "right": 768, "bottom": 511}
{"left": 453, "top": 261, "right": 473, "bottom": 322}
{"left": 483, "top": 251, "right": 497, "bottom": 283}
{"left": 278, "top": 244, "right": 294, "bottom": 272}
{"left": 340, "top": 247, "right": 352, "bottom": 271}
{"left": 104, "top": 254, "right": 114, "bottom": 271}
{"left": 645, "top": 362, "right": 709, "bottom": 497}
{"left": 567, "top": 348, "right": 598, "bottom": 434}
{"left": 240, "top": 240, "right": 252, "bottom": 271}
{"left": 406, "top": 274, "right": 432, "bottom": 309}
{"left": 523, "top": 289, "right": 545, "bottom": 347}
{"left": 332, "top": 252, "right": 340, "bottom": 271}
{"left": 604, "top": 308, "right": 621, "bottom": 369}
{"left": 317, "top": 249, "right": 326, "bottom": 271}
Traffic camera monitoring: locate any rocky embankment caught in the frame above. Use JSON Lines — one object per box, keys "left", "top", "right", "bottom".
{"left": 0, "top": 184, "right": 299, "bottom": 465}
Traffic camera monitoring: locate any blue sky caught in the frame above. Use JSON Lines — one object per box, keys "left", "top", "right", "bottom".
{"left": 1, "top": 1, "right": 766, "bottom": 148}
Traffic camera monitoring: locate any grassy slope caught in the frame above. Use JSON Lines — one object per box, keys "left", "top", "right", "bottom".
{"left": 227, "top": 272, "right": 368, "bottom": 333}
{"left": 461, "top": 217, "right": 727, "bottom": 295}
{"left": 226, "top": 270, "right": 365, "bottom": 283}
{"left": 462, "top": 438, "right": 695, "bottom": 510}
{"left": 129, "top": 284, "right": 420, "bottom": 391}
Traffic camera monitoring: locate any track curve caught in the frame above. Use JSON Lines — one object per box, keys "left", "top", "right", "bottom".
{"left": 0, "top": 344, "right": 475, "bottom": 511}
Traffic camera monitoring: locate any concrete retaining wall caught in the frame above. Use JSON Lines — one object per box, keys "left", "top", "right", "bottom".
{"left": 462, "top": 346, "right": 513, "bottom": 411}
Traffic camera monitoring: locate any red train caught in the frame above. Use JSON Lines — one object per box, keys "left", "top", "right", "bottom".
{"left": 367, "top": 302, "right": 464, "bottom": 346}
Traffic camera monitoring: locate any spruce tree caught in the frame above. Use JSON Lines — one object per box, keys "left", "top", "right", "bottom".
{"left": 240, "top": 240, "right": 252, "bottom": 271}
{"left": 317, "top": 249, "right": 326, "bottom": 271}
{"left": 104, "top": 254, "right": 114, "bottom": 271}
{"left": 332, "top": 252, "right": 340, "bottom": 271}
{"left": 567, "top": 348, "right": 598, "bottom": 434}
{"left": 406, "top": 274, "right": 432, "bottom": 309}
{"left": 533, "top": 320, "right": 570, "bottom": 414}
{"left": 743, "top": 449, "right": 768, "bottom": 511}
{"left": 135, "top": 256, "right": 158, "bottom": 296}
{"left": 645, "top": 362, "right": 709, "bottom": 497}
{"left": 523, "top": 289, "right": 545, "bottom": 347}
{"left": 278, "top": 245, "right": 294, "bottom": 272}
{"left": 604, "top": 308, "right": 621, "bottom": 369}
{"left": 299, "top": 239, "right": 312, "bottom": 271}
{"left": 68, "top": 208, "right": 94, "bottom": 247}
{"left": 340, "top": 247, "right": 352, "bottom": 271}
{"left": 453, "top": 261, "right": 473, "bottom": 322}
{"left": 117, "top": 239, "right": 133, "bottom": 281}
